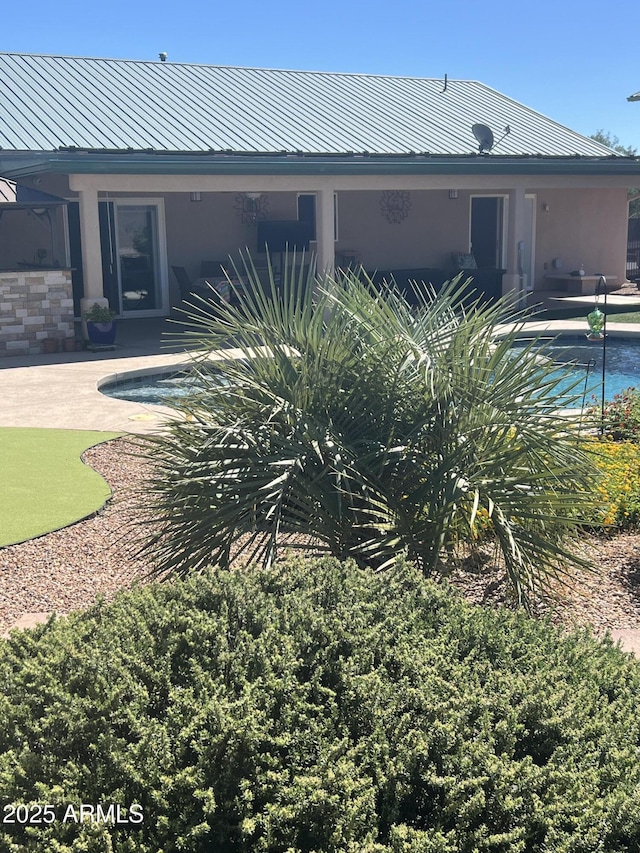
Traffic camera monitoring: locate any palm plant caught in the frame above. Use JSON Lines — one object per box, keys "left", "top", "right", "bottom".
{"left": 137, "top": 253, "right": 597, "bottom": 609}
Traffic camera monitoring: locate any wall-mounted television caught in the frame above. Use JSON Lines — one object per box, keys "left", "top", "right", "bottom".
{"left": 256, "top": 220, "right": 313, "bottom": 253}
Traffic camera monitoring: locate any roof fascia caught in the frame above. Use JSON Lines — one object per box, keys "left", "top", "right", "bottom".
{"left": 2, "top": 151, "right": 640, "bottom": 178}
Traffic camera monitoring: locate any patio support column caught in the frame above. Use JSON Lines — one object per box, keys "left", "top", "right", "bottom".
{"left": 504, "top": 186, "right": 527, "bottom": 302}
{"left": 77, "top": 188, "right": 104, "bottom": 301}
{"left": 316, "top": 188, "right": 335, "bottom": 277}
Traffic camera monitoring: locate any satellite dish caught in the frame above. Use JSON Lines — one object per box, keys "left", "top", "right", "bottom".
{"left": 472, "top": 123, "right": 494, "bottom": 153}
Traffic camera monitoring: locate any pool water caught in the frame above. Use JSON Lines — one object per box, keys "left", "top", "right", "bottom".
{"left": 512, "top": 337, "right": 640, "bottom": 402}
{"left": 101, "top": 371, "right": 204, "bottom": 405}
{"left": 100, "top": 338, "right": 640, "bottom": 407}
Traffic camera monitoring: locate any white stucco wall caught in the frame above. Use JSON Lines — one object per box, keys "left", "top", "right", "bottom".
{"left": 162, "top": 185, "right": 630, "bottom": 288}
{"left": 335, "top": 189, "right": 475, "bottom": 270}
{"left": 164, "top": 190, "right": 297, "bottom": 283}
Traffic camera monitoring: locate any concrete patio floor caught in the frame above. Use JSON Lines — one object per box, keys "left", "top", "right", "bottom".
{"left": 3, "top": 312, "right": 640, "bottom": 435}
{"left": 0, "top": 318, "right": 211, "bottom": 434}
{"left": 529, "top": 289, "right": 640, "bottom": 314}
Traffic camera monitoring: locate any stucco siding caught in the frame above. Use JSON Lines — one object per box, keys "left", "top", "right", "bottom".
{"left": 335, "top": 190, "right": 470, "bottom": 271}
{"left": 533, "top": 187, "right": 628, "bottom": 287}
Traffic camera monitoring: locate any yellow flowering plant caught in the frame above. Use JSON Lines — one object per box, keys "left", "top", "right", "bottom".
{"left": 584, "top": 438, "right": 640, "bottom": 528}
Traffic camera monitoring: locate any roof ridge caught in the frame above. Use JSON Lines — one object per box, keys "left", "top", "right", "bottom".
{"left": 0, "top": 51, "right": 479, "bottom": 83}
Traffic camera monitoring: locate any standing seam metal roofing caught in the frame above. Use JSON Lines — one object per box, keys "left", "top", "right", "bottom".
{"left": 0, "top": 52, "right": 617, "bottom": 157}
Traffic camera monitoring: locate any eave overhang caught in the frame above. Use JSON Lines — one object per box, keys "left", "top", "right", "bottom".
{"left": 2, "top": 150, "right": 640, "bottom": 179}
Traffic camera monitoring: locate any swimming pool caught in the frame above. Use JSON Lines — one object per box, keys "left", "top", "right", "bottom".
{"left": 99, "top": 336, "right": 640, "bottom": 407}
{"left": 511, "top": 336, "right": 640, "bottom": 403}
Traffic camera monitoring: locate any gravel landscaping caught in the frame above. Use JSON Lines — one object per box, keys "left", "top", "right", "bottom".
{"left": 2, "top": 435, "right": 640, "bottom": 637}
{"left": 446, "top": 533, "right": 640, "bottom": 634}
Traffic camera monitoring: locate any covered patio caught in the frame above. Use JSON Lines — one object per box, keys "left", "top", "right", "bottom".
{"left": 61, "top": 175, "right": 632, "bottom": 320}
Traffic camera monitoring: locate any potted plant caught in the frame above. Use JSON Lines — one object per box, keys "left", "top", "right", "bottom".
{"left": 83, "top": 303, "right": 118, "bottom": 346}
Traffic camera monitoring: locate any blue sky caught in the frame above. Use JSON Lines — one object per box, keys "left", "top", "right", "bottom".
{"left": 3, "top": 0, "right": 639, "bottom": 151}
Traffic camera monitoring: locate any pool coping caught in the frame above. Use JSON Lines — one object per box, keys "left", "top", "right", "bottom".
{"left": 97, "top": 364, "right": 195, "bottom": 391}
{"left": 97, "top": 322, "right": 640, "bottom": 415}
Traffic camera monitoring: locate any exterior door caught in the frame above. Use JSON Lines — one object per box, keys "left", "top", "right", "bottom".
{"left": 470, "top": 196, "right": 505, "bottom": 268}
{"left": 114, "top": 200, "right": 168, "bottom": 316}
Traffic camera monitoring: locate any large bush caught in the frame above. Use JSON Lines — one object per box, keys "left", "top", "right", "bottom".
{"left": 140, "top": 257, "right": 598, "bottom": 609}
{"left": 2, "top": 558, "right": 640, "bottom": 852}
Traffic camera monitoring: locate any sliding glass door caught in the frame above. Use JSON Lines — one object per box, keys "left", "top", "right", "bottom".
{"left": 69, "top": 198, "right": 168, "bottom": 317}
{"left": 115, "top": 201, "right": 168, "bottom": 315}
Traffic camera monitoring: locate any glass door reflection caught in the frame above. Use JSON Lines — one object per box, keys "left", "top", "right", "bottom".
{"left": 116, "top": 204, "right": 162, "bottom": 314}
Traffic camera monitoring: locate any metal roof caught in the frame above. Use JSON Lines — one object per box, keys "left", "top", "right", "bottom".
{"left": 629, "top": 90, "right": 640, "bottom": 102}
{"left": 0, "top": 52, "right": 616, "bottom": 158}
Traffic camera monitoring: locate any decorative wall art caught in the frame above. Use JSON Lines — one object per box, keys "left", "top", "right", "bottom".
{"left": 380, "top": 190, "right": 411, "bottom": 224}
{"left": 234, "top": 193, "right": 269, "bottom": 225}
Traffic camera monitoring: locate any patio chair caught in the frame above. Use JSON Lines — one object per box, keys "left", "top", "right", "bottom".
{"left": 171, "top": 265, "right": 218, "bottom": 318}
{"left": 450, "top": 252, "right": 503, "bottom": 302}
{"left": 171, "top": 265, "right": 197, "bottom": 300}
{"left": 451, "top": 252, "right": 478, "bottom": 271}
{"left": 173, "top": 264, "right": 243, "bottom": 308}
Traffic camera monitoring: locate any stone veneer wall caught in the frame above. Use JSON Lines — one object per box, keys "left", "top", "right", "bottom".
{"left": 0, "top": 269, "right": 74, "bottom": 356}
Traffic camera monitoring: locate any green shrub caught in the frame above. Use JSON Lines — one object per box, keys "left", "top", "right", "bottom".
{"left": 2, "top": 558, "right": 640, "bottom": 852}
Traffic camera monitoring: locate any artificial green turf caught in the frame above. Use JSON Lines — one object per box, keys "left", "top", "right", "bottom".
{"left": 0, "top": 428, "right": 122, "bottom": 547}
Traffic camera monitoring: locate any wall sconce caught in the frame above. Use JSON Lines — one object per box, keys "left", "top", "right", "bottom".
{"left": 448, "top": 189, "right": 459, "bottom": 200}
{"left": 190, "top": 192, "right": 202, "bottom": 202}
{"left": 234, "top": 192, "right": 269, "bottom": 225}
{"left": 542, "top": 202, "right": 550, "bottom": 213}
